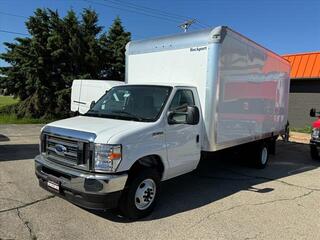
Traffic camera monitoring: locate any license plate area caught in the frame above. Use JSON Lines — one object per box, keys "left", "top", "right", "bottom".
{"left": 47, "top": 180, "right": 60, "bottom": 192}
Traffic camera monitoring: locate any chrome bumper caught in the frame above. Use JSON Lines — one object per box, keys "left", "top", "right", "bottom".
{"left": 35, "top": 154, "right": 128, "bottom": 194}
{"left": 310, "top": 139, "right": 320, "bottom": 146}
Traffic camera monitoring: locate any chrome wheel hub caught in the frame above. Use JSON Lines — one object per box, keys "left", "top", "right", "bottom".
{"left": 134, "top": 178, "right": 156, "bottom": 210}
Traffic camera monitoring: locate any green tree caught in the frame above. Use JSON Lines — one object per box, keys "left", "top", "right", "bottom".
{"left": 0, "top": 9, "right": 131, "bottom": 119}
{"left": 101, "top": 16, "right": 131, "bottom": 81}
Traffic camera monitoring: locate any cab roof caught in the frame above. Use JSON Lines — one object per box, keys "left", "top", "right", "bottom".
{"left": 123, "top": 82, "right": 196, "bottom": 88}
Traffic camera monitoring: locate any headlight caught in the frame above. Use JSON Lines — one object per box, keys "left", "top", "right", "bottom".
{"left": 312, "top": 128, "right": 320, "bottom": 139}
{"left": 94, "top": 144, "right": 122, "bottom": 172}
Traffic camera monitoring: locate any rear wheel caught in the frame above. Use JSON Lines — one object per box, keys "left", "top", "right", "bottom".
{"left": 119, "top": 169, "right": 160, "bottom": 219}
{"left": 253, "top": 142, "right": 269, "bottom": 169}
{"left": 310, "top": 145, "right": 320, "bottom": 160}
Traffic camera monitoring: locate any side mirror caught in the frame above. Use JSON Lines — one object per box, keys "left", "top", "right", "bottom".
{"left": 90, "top": 101, "right": 96, "bottom": 109}
{"left": 168, "top": 111, "right": 184, "bottom": 124}
{"left": 168, "top": 106, "right": 200, "bottom": 125}
{"left": 186, "top": 106, "right": 200, "bottom": 125}
{"left": 310, "top": 108, "right": 316, "bottom": 117}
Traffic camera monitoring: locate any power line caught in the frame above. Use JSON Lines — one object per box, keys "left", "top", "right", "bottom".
{"left": 0, "top": 2, "right": 210, "bottom": 29}
{"left": 104, "top": 0, "right": 187, "bottom": 21}
{"left": 0, "top": 12, "right": 29, "bottom": 37}
{"left": 0, "top": 11, "right": 28, "bottom": 19}
{"left": 0, "top": 30, "right": 29, "bottom": 36}
{"left": 195, "top": 21, "right": 210, "bottom": 28}
{"left": 116, "top": 0, "right": 189, "bottom": 20}
{"left": 85, "top": 0, "right": 208, "bottom": 32}
{"left": 84, "top": 0, "right": 182, "bottom": 24}
{"left": 0, "top": 2, "right": 209, "bottom": 39}
{"left": 102, "top": 0, "right": 211, "bottom": 28}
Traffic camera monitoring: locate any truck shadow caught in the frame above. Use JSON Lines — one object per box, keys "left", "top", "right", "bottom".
{"left": 0, "top": 144, "right": 39, "bottom": 161}
{"left": 91, "top": 141, "right": 320, "bottom": 222}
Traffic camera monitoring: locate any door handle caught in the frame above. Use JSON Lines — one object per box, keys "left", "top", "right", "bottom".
{"left": 196, "top": 134, "right": 199, "bottom": 143}
{"left": 152, "top": 131, "right": 164, "bottom": 137}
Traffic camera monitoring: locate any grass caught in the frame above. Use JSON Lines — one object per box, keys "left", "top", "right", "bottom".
{"left": 290, "top": 126, "right": 312, "bottom": 134}
{"left": 0, "top": 95, "right": 53, "bottom": 124}
{"left": 0, "top": 114, "right": 52, "bottom": 124}
{"left": 0, "top": 95, "right": 19, "bottom": 109}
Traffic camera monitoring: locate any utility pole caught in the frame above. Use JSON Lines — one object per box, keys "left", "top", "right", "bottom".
{"left": 178, "top": 19, "right": 196, "bottom": 32}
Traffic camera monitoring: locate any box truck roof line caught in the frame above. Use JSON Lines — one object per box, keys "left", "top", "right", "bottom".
{"left": 127, "top": 26, "right": 287, "bottom": 63}
{"left": 126, "top": 26, "right": 226, "bottom": 55}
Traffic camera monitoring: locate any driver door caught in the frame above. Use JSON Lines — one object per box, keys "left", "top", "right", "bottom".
{"left": 165, "top": 88, "right": 201, "bottom": 178}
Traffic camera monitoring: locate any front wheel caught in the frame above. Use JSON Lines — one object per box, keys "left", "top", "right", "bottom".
{"left": 310, "top": 145, "right": 320, "bottom": 160}
{"left": 119, "top": 169, "right": 160, "bottom": 219}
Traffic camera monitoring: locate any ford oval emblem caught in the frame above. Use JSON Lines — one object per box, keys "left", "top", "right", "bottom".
{"left": 54, "top": 144, "right": 67, "bottom": 156}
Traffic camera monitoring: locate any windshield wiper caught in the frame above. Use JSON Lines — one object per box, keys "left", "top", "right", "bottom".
{"left": 111, "top": 110, "right": 144, "bottom": 121}
{"left": 84, "top": 109, "right": 98, "bottom": 116}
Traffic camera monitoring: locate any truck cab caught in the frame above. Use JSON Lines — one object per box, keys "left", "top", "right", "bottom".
{"left": 35, "top": 83, "right": 202, "bottom": 218}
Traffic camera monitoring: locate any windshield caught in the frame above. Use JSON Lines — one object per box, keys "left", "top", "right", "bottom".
{"left": 85, "top": 85, "right": 172, "bottom": 122}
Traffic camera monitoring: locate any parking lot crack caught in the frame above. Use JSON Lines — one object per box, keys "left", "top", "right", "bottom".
{"left": 16, "top": 208, "right": 37, "bottom": 240}
{"left": 188, "top": 190, "right": 315, "bottom": 232}
{"left": 0, "top": 195, "right": 54, "bottom": 214}
{"left": 250, "top": 190, "right": 314, "bottom": 206}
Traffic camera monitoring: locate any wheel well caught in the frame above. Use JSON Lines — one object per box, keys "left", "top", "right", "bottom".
{"left": 128, "top": 155, "right": 165, "bottom": 179}
{"left": 266, "top": 137, "right": 277, "bottom": 155}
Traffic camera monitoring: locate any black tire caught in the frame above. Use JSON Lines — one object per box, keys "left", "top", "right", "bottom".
{"left": 310, "top": 145, "right": 320, "bottom": 160}
{"left": 252, "top": 142, "right": 269, "bottom": 169}
{"left": 119, "top": 168, "right": 160, "bottom": 219}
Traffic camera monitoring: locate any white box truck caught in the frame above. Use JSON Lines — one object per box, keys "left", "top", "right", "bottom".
{"left": 71, "top": 79, "right": 124, "bottom": 114}
{"left": 35, "top": 26, "right": 290, "bottom": 219}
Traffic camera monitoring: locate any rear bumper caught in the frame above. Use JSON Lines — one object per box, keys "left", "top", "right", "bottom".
{"left": 35, "top": 154, "right": 128, "bottom": 210}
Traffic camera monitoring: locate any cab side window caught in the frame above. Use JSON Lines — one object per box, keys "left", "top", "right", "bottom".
{"left": 169, "top": 89, "right": 195, "bottom": 112}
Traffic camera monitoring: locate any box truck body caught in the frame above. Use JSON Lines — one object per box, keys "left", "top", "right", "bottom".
{"left": 126, "top": 26, "right": 290, "bottom": 151}
{"left": 35, "top": 26, "right": 290, "bottom": 219}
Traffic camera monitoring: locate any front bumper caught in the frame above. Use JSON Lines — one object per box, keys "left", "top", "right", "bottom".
{"left": 35, "top": 154, "right": 128, "bottom": 210}
{"left": 310, "top": 139, "right": 320, "bottom": 147}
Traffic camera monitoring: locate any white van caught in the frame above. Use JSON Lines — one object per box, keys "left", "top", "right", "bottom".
{"left": 71, "top": 79, "right": 124, "bottom": 114}
{"left": 35, "top": 26, "right": 290, "bottom": 219}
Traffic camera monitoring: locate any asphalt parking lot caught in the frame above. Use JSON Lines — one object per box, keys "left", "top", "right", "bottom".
{"left": 1, "top": 124, "right": 320, "bottom": 240}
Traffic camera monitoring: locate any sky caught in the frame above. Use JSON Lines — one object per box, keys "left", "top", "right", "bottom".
{"left": 0, "top": 0, "right": 319, "bottom": 67}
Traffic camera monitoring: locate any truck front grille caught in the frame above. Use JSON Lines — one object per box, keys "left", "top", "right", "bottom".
{"left": 44, "top": 134, "right": 92, "bottom": 170}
